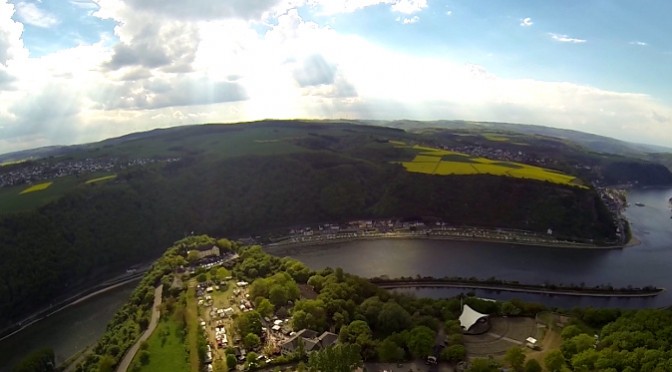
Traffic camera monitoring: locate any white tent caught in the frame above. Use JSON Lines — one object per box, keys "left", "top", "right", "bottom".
{"left": 458, "top": 304, "right": 488, "bottom": 331}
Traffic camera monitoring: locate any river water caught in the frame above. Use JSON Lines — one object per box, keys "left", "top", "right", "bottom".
{"left": 1, "top": 187, "right": 670, "bottom": 370}
{"left": 267, "top": 187, "right": 672, "bottom": 309}
{"left": 0, "top": 280, "right": 137, "bottom": 371}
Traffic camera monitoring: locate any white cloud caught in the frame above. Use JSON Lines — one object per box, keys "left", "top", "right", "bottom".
{"left": 1, "top": 0, "right": 672, "bottom": 154}
{"left": 549, "top": 33, "right": 586, "bottom": 44}
{"left": 396, "top": 15, "right": 419, "bottom": 24}
{"left": 69, "top": 0, "right": 99, "bottom": 10}
{"left": 520, "top": 17, "right": 533, "bottom": 27}
{"left": 391, "top": 0, "right": 427, "bottom": 14}
{"left": 0, "top": 0, "right": 27, "bottom": 90}
{"left": 307, "top": 0, "right": 426, "bottom": 15}
{"left": 445, "top": 10, "right": 452, "bottom": 16}
{"left": 308, "top": 0, "right": 391, "bottom": 14}
{"left": 629, "top": 41, "right": 648, "bottom": 46}
{"left": 14, "top": 1, "right": 59, "bottom": 28}
{"left": 119, "top": 0, "right": 281, "bottom": 20}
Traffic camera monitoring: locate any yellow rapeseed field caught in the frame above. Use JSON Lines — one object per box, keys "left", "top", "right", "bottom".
{"left": 19, "top": 181, "right": 53, "bottom": 194}
{"left": 394, "top": 141, "right": 584, "bottom": 188}
{"left": 85, "top": 174, "right": 118, "bottom": 184}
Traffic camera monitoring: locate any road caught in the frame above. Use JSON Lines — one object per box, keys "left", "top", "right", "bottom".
{"left": 374, "top": 281, "right": 663, "bottom": 298}
{"left": 115, "top": 285, "right": 163, "bottom": 372}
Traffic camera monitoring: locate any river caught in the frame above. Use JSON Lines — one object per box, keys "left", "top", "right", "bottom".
{"left": 0, "top": 280, "right": 137, "bottom": 371}
{"left": 266, "top": 187, "right": 672, "bottom": 309}
{"left": 1, "top": 187, "right": 670, "bottom": 371}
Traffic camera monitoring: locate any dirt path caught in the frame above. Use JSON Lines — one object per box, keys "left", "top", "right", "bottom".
{"left": 116, "top": 285, "right": 163, "bottom": 372}
{"left": 526, "top": 327, "right": 561, "bottom": 365}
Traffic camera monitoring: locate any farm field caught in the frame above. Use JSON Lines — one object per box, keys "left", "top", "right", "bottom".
{"left": 0, "top": 173, "right": 124, "bottom": 215}
{"left": 85, "top": 174, "right": 117, "bottom": 184}
{"left": 396, "top": 143, "right": 585, "bottom": 188}
{"left": 0, "top": 177, "right": 83, "bottom": 214}
{"left": 19, "top": 181, "right": 53, "bottom": 194}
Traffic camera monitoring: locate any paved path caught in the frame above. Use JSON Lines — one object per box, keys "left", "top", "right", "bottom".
{"left": 116, "top": 285, "right": 163, "bottom": 372}
{"left": 486, "top": 331, "right": 523, "bottom": 345}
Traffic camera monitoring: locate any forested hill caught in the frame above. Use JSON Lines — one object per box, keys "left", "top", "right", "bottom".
{"left": 0, "top": 121, "right": 663, "bottom": 330}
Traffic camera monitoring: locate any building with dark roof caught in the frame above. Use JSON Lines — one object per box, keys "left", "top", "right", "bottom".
{"left": 279, "top": 329, "right": 338, "bottom": 355}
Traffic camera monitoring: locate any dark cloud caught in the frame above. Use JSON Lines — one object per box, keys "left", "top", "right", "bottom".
{"left": 118, "top": 68, "right": 153, "bottom": 81}
{"left": 2, "top": 85, "right": 81, "bottom": 142}
{"left": 294, "top": 54, "right": 337, "bottom": 87}
{"left": 123, "top": 0, "right": 281, "bottom": 20}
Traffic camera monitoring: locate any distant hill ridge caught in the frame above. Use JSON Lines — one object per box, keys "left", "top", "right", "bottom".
{"left": 2, "top": 119, "right": 671, "bottom": 161}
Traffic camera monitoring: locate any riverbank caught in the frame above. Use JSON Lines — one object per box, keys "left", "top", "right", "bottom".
{"left": 265, "top": 230, "right": 625, "bottom": 252}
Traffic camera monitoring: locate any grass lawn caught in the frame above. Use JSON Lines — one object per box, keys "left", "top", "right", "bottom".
{"left": 133, "top": 316, "right": 189, "bottom": 372}
{"left": 185, "top": 284, "right": 201, "bottom": 372}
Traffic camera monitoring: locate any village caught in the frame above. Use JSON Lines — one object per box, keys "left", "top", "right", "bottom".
{"left": 266, "top": 218, "right": 621, "bottom": 249}
{"left": 0, "top": 157, "right": 180, "bottom": 188}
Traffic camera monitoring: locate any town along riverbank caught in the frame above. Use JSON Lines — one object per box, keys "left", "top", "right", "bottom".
{"left": 265, "top": 226, "right": 627, "bottom": 252}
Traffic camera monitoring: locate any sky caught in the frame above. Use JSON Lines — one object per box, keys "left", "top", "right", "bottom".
{"left": 1, "top": 0, "right": 671, "bottom": 154}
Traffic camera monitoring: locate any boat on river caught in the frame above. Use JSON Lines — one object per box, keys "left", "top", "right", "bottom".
{"left": 635, "top": 202, "right": 645, "bottom": 207}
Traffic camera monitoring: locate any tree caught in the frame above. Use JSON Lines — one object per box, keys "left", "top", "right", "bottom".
{"left": 524, "top": 359, "right": 542, "bottom": 372}
{"left": 561, "top": 333, "right": 595, "bottom": 358}
{"left": 12, "top": 348, "right": 55, "bottom": 372}
{"left": 197, "top": 273, "right": 207, "bottom": 283}
{"left": 269, "top": 284, "right": 288, "bottom": 307}
{"left": 97, "top": 355, "right": 116, "bottom": 372}
{"left": 216, "top": 238, "right": 232, "bottom": 251}
{"left": 307, "top": 274, "right": 326, "bottom": 292}
{"left": 246, "top": 352, "right": 258, "bottom": 364}
{"left": 226, "top": 354, "right": 238, "bottom": 370}
{"left": 236, "top": 310, "right": 262, "bottom": 336}
{"left": 544, "top": 350, "right": 566, "bottom": 372}
{"left": 500, "top": 301, "right": 521, "bottom": 316}
{"left": 377, "top": 301, "right": 412, "bottom": 335}
{"left": 187, "top": 250, "right": 201, "bottom": 263}
{"left": 560, "top": 324, "right": 585, "bottom": 340}
{"left": 340, "top": 320, "right": 372, "bottom": 344}
{"left": 377, "top": 337, "right": 405, "bottom": 362}
{"left": 504, "top": 347, "right": 526, "bottom": 371}
{"left": 440, "top": 344, "right": 466, "bottom": 362}
{"left": 339, "top": 320, "right": 376, "bottom": 360}
{"left": 308, "top": 344, "right": 362, "bottom": 372}
{"left": 139, "top": 350, "right": 151, "bottom": 365}
{"left": 292, "top": 299, "right": 328, "bottom": 331}
{"left": 256, "top": 298, "right": 274, "bottom": 318}
{"left": 359, "top": 296, "right": 384, "bottom": 325}
{"left": 406, "top": 326, "right": 435, "bottom": 358}
{"left": 467, "top": 358, "right": 500, "bottom": 372}
{"left": 244, "top": 333, "right": 261, "bottom": 350}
